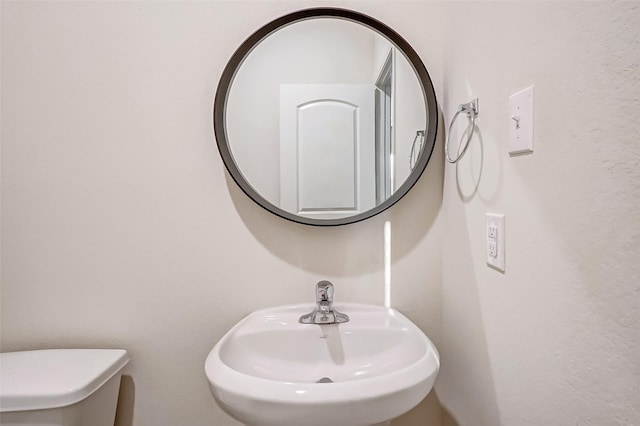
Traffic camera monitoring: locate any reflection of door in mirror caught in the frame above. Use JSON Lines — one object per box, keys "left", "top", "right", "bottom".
{"left": 280, "top": 85, "right": 375, "bottom": 219}
{"left": 225, "top": 17, "right": 428, "bottom": 222}
{"left": 226, "top": 19, "right": 386, "bottom": 215}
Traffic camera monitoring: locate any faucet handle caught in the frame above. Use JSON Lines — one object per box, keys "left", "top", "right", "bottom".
{"left": 316, "top": 280, "right": 334, "bottom": 303}
{"left": 299, "top": 280, "right": 349, "bottom": 324}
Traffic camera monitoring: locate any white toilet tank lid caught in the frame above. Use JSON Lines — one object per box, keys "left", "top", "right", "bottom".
{"left": 0, "top": 349, "right": 129, "bottom": 412}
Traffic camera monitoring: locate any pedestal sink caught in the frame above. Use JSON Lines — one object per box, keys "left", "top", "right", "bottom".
{"left": 204, "top": 304, "right": 439, "bottom": 426}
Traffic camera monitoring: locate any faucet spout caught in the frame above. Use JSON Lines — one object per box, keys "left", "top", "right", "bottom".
{"left": 299, "top": 281, "right": 350, "bottom": 325}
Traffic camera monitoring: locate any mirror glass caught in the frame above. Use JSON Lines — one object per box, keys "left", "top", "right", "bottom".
{"left": 215, "top": 9, "right": 438, "bottom": 226}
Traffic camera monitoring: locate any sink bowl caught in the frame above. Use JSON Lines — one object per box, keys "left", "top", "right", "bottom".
{"left": 204, "top": 304, "right": 439, "bottom": 426}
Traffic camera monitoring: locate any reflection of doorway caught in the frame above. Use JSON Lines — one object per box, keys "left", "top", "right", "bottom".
{"left": 375, "top": 50, "right": 394, "bottom": 205}
{"left": 280, "top": 84, "right": 375, "bottom": 219}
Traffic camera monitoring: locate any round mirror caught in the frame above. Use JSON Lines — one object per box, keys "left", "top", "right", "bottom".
{"left": 214, "top": 8, "right": 438, "bottom": 226}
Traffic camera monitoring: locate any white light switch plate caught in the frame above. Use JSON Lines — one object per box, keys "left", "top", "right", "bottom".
{"left": 486, "top": 213, "right": 505, "bottom": 272}
{"left": 509, "top": 86, "right": 534, "bottom": 154}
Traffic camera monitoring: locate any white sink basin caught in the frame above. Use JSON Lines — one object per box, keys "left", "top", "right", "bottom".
{"left": 204, "top": 304, "right": 439, "bottom": 426}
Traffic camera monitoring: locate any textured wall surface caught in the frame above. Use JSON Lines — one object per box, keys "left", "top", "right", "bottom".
{"left": 0, "top": 1, "right": 444, "bottom": 425}
{"left": 437, "top": 2, "right": 640, "bottom": 425}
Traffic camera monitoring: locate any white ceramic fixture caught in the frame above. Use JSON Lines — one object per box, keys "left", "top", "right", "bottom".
{"left": 205, "top": 304, "right": 439, "bottom": 426}
{"left": 0, "top": 349, "right": 129, "bottom": 426}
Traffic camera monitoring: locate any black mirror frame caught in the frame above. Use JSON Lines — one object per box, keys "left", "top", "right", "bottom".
{"left": 214, "top": 8, "right": 438, "bottom": 226}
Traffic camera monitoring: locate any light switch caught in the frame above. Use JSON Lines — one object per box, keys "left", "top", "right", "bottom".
{"left": 486, "top": 213, "right": 505, "bottom": 272}
{"left": 509, "top": 86, "right": 534, "bottom": 154}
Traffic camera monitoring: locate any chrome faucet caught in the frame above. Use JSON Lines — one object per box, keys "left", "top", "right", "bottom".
{"left": 299, "top": 280, "right": 350, "bottom": 324}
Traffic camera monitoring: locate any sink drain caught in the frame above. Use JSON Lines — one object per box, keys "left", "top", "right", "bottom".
{"left": 316, "top": 377, "right": 334, "bottom": 383}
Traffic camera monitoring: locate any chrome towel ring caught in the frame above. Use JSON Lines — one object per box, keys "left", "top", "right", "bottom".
{"left": 445, "top": 98, "right": 479, "bottom": 164}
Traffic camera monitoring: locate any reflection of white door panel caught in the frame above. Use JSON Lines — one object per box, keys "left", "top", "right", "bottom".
{"left": 280, "top": 84, "right": 375, "bottom": 218}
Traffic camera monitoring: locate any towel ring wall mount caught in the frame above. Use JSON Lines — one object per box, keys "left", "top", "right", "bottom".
{"left": 445, "top": 98, "right": 479, "bottom": 164}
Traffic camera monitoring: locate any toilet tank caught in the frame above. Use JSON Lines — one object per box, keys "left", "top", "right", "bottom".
{"left": 0, "top": 349, "right": 129, "bottom": 426}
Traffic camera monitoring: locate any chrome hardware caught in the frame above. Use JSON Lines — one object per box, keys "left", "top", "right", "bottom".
{"left": 445, "top": 98, "right": 479, "bottom": 164}
{"left": 299, "top": 281, "right": 350, "bottom": 325}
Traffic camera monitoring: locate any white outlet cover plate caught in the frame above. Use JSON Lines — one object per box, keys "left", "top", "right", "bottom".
{"left": 509, "top": 86, "right": 534, "bottom": 154}
{"left": 486, "top": 213, "right": 505, "bottom": 272}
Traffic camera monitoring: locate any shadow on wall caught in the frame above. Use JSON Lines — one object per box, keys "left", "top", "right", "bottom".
{"left": 223, "top": 111, "right": 445, "bottom": 277}
{"left": 438, "top": 158, "right": 502, "bottom": 424}
{"left": 440, "top": 405, "right": 461, "bottom": 426}
{"left": 114, "top": 375, "right": 135, "bottom": 426}
{"left": 454, "top": 124, "right": 483, "bottom": 202}
{"left": 392, "top": 391, "right": 454, "bottom": 426}
{"left": 452, "top": 115, "right": 502, "bottom": 206}
{"left": 226, "top": 176, "right": 387, "bottom": 277}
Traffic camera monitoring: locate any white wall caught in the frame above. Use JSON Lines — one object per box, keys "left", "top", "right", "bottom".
{"left": 0, "top": 2, "right": 444, "bottom": 426}
{"left": 437, "top": 2, "right": 640, "bottom": 425}
{"left": 373, "top": 36, "right": 392, "bottom": 81}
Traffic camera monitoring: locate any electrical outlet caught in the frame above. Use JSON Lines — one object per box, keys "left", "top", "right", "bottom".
{"left": 486, "top": 214, "right": 505, "bottom": 272}
{"left": 488, "top": 241, "right": 497, "bottom": 258}
{"left": 488, "top": 224, "right": 497, "bottom": 239}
